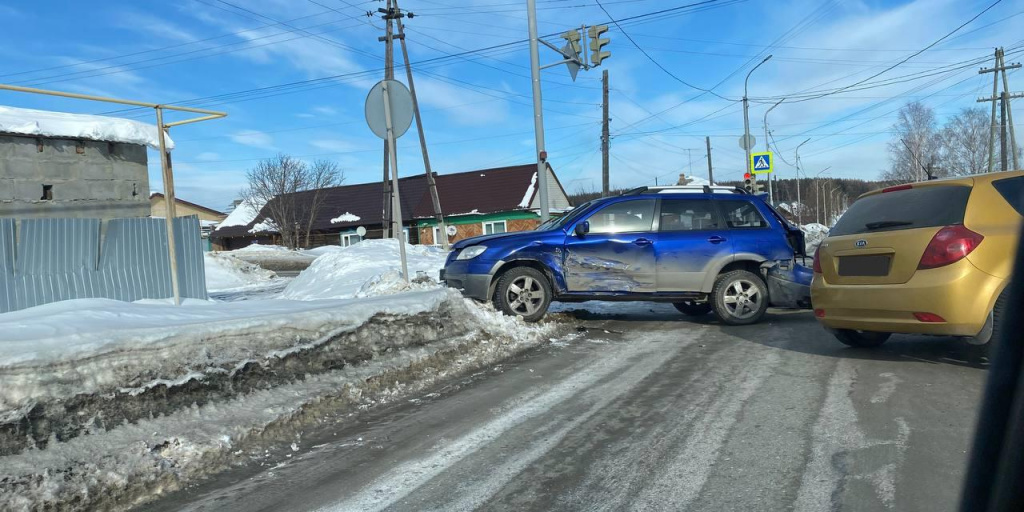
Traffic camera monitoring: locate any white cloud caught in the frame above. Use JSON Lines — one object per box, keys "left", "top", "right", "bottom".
{"left": 313, "top": 106, "right": 338, "bottom": 116}
{"left": 309, "top": 139, "right": 356, "bottom": 152}
{"left": 230, "top": 130, "right": 274, "bottom": 148}
{"left": 195, "top": 152, "right": 221, "bottom": 161}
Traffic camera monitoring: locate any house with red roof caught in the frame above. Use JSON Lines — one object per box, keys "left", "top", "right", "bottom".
{"left": 210, "top": 163, "right": 571, "bottom": 250}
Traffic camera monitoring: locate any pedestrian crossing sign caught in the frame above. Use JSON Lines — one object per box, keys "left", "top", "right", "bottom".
{"left": 750, "top": 151, "right": 773, "bottom": 175}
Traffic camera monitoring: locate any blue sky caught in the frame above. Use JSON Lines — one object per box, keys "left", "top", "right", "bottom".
{"left": 1, "top": 0, "right": 1021, "bottom": 212}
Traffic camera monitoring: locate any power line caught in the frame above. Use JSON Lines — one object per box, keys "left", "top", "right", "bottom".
{"left": 594, "top": 0, "right": 735, "bottom": 101}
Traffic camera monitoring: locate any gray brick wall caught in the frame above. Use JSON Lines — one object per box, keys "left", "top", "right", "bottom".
{"left": 0, "top": 133, "right": 150, "bottom": 220}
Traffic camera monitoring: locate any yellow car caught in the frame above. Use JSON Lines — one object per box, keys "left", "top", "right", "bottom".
{"left": 811, "top": 170, "right": 1022, "bottom": 347}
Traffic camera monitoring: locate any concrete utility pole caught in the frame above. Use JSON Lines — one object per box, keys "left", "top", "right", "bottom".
{"left": 705, "top": 136, "right": 714, "bottom": 184}
{"left": 978, "top": 47, "right": 1022, "bottom": 172}
{"left": 601, "top": 69, "right": 610, "bottom": 196}
{"left": 795, "top": 138, "right": 810, "bottom": 225}
{"left": 743, "top": 55, "right": 772, "bottom": 184}
{"left": 526, "top": 0, "right": 550, "bottom": 221}
{"left": 763, "top": 98, "right": 784, "bottom": 204}
{"left": 379, "top": 0, "right": 396, "bottom": 238}
{"left": 393, "top": 2, "right": 449, "bottom": 249}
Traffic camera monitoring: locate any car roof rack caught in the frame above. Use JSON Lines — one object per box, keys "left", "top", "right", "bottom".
{"left": 620, "top": 185, "right": 748, "bottom": 196}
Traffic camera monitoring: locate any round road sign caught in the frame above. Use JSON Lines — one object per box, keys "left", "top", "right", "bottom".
{"left": 738, "top": 133, "right": 756, "bottom": 151}
{"left": 356, "top": 226, "right": 367, "bottom": 237}
{"left": 365, "top": 79, "right": 414, "bottom": 140}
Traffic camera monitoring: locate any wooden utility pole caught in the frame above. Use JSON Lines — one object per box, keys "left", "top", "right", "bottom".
{"left": 379, "top": 0, "right": 396, "bottom": 238}
{"left": 978, "top": 47, "right": 1022, "bottom": 172}
{"left": 394, "top": 4, "right": 449, "bottom": 248}
{"left": 601, "top": 69, "right": 609, "bottom": 195}
{"left": 705, "top": 136, "right": 714, "bottom": 184}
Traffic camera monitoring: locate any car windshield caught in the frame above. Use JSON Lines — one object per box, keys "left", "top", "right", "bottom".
{"left": 536, "top": 200, "right": 595, "bottom": 231}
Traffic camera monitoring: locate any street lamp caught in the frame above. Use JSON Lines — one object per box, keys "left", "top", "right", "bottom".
{"left": 743, "top": 55, "right": 772, "bottom": 183}
{"left": 813, "top": 169, "right": 832, "bottom": 225}
{"left": 763, "top": 97, "right": 784, "bottom": 204}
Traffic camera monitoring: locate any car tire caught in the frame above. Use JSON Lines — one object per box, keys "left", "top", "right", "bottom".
{"left": 494, "top": 267, "right": 552, "bottom": 322}
{"left": 711, "top": 270, "right": 769, "bottom": 325}
{"left": 970, "top": 288, "right": 1008, "bottom": 346}
{"left": 831, "top": 329, "right": 891, "bottom": 348}
{"left": 673, "top": 300, "right": 712, "bottom": 316}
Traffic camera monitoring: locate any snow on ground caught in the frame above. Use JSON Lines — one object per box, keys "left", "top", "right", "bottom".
{"left": 802, "top": 223, "right": 830, "bottom": 254}
{"left": 204, "top": 252, "right": 277, "bottom": 292}
{"left": 281, "top": 239, "right": 448, "bottom": 301}
{"left": 0, "top": 105, "right": 174, "bottom": 150}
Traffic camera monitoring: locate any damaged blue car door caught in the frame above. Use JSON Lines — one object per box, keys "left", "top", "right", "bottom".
{"left": 562, "top": 198, "right": 657, "bottom": 293}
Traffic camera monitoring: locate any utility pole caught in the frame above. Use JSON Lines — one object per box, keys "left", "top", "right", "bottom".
{"left": 526, "top": 0, "right": 550, "bottom": 221}
{"left": 601, "top": 69, "right": 609, "bottom": 196}
{"left": 764, "top": 98, "right": 784, "bottom": 204}
{"left": 393, "top": 2, "right": 449, "bottom": 248}
{"left": 795, "top": 138, "right": 810, "bottom": 225}
{"left": 978, "top": 47, "right": 1022, "bottom": 172}
{"left": 705, "top": 136, "right": 714, "bottom": 184}
{"left": 379, "top": 0, "right": 396, "bottom": 238}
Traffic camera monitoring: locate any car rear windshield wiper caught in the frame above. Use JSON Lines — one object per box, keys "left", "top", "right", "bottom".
{"left": 864, "top": 220, "right": 913, "bottom": 231}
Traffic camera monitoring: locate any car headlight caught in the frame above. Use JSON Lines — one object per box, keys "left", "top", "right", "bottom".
{"left": 456, "top": 245, "right": 487, "bottom": 260}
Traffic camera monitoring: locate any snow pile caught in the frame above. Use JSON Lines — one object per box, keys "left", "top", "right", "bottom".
{"left": 204, "top": 252, "right": 277, "bottom": 292}
{"left": 330, "top": 212, "right": 361, "bottom": 224}
{"left": 802, "top": 223, "right": 829, "bottom": 253}
{"left": 301, "top": 245, "right": 346, "bottom": 257}
{"left": 217, "top": 198, "right": 264, "bottom": 229}
{"left": 0, "top": 105, "right": 174, "bottom": 150}
{"left": 230, "top": 243, "right": 292, "bottom": 253}
{"left": 0, "top": 289, "right": 563, "bottom": 510}
{"left": 281, "top": 239, "right": 448, "bottom": 300}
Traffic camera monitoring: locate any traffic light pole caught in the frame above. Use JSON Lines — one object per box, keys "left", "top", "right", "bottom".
{"left": 602, "top": 69, "right": 609, "bottom": 196}
{"left": 527, "top": 0, "right": 550, "bottom": 222}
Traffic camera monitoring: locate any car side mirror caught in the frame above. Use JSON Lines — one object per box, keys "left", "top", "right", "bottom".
{"left": 574, "top": 221, "right": 589, "bottom": 237}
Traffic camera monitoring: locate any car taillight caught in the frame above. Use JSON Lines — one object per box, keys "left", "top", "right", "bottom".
{"left": 882, "top": 184, "right": 913, "bottom": 193}
{"left": 917, "top": 225, "right": 984, "bottom": 270}
{"left": 812, "top": 248, "right": 822, "bottom": 273}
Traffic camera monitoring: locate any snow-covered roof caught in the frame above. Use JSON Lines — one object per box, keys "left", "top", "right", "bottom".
{"left": 217, "top": 198, "right": 264, "bottom": 230}
{"left": 0, "top": 105, "right": 174, "bottom": 150}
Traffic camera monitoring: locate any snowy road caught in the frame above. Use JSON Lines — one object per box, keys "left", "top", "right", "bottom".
{"left": 143, "top": 309, "right": 987, "bottom": 512}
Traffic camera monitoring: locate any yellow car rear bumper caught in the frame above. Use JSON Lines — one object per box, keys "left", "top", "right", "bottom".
{"left": 811, "top": 258, "right": 1005, "bottom": 337}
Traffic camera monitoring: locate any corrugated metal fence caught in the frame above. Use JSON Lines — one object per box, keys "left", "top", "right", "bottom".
{"left": 0, "top": 216, "right": 207, "bottom": 313}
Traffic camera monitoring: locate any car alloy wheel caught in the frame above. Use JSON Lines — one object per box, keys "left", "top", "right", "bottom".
{"left": 722, "top": 279, "right": 762, "bottom": 320}
{"left": 506, "top": 275, "right": 545, "bottom": 316}
{"left": 711, "top": 269, "right": 769, "bottom": 325}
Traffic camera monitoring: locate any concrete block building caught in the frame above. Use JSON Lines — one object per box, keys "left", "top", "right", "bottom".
{"left": 0, "top": 105, "right": 167, "bottom": 221}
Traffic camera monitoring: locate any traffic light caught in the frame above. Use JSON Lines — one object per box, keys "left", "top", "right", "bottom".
{"left": 561, "top": 29, "right": 582, "bottom": 59}
{"left": 754, "top": 180, "right": 767, "bottom": 194}
{"left": 588, "top": 25, "right": 610, "bottom": 67}
{"left": 743, "top": 173, "right": 753, "bottom": 193}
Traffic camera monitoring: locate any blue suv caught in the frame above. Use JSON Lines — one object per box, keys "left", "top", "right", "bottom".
{"left": 441, "top": 186, "right": 813, "bottom": 324}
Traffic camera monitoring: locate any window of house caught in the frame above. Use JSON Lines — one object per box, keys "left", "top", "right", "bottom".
{"left": 341, "top": 233, "right": 362, "bottom": 247}
{"left": 659, "top": 199, "right": 721, "bottom": 231}
{"left": 432, "top": 226, "right": 446, "bottom": 245}
{"left": 716, "top": 200, "right": 769, "bottom": 229}
{"left": 586, "top": 199, "right": 656, "bottom": 234}
{"left": 483, "top": 220, "right": 507, "bottom": 235}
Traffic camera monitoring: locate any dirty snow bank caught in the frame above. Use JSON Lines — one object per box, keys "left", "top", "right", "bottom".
{"left": 281, "top": 239, "right": 448, "bottom": 300}
{"left": 0, "top": 105, "right": 174, "bottom": 150}
{"left": 204, "top": 252, "right": 278, "bottom": 291}
{"left": 0, "top": 292, "right": 562, "bottom": 510}
{"left": 802, "top": 223, "right": 829, "bottom": 253}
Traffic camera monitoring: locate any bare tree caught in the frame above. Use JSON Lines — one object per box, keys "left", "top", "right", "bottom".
{"left": 882, "top": 102, "right": 942, "bottom": 182}
{"left": 242, "top": 155, "right": 344, "bottom": 249}
{"left": 938, "top": 107, "right": 990, "bottom": 176}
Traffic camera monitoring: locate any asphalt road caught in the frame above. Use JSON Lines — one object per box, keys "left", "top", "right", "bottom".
{"left": 144, "top": 305, "right": 989, "bottom": 512}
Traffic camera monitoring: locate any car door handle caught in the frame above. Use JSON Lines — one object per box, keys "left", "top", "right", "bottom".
{"left": 633, "top": 237, "right": 653, "bottom": 246}
{"left": 707, "top": 236, "right": 727, "bottom": 244}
